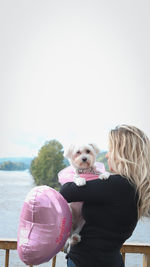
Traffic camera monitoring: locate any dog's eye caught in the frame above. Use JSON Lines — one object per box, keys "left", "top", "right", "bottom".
{"left": 86, "top": 150, "right": 90, "bottom": 154}
{"left": 76, "top": 151, "right": 81, "bottom": 155}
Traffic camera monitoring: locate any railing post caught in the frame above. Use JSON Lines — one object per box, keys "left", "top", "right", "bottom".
{"left": 143, "top": 255, "right": 150, "bottom": 267}
{"left": 52, "top": 255, "right": 56, "bottom": 267}
{"left": 5, "top": 249, "right": 9, "bottom": 267}
{"left": 122, "top": 252, "right": 125, "bottom": 263}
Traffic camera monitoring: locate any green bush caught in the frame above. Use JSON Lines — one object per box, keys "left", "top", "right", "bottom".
{"left": 30, "top": 140, "right": 66, "bottom": 189}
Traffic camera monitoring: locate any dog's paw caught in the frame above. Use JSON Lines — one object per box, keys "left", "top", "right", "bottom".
{"left": 74, "top": 176, "right": 86, "bottom": 186}
{"left": 70, "top": 233, "right": 81, "bottom": 245}
{"left": 99, "top": 172, "right": 110, "bottom": 180}
{"left": 64, "top": 234, "right": 81, "bottom": 253}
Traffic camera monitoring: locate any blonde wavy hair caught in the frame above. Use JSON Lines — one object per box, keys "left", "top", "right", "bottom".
{"left": 108, "top": 125, "right": 150, "bottom": 218}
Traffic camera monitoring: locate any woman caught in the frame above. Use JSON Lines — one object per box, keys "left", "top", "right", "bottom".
{"left": 60, "top": 125, "right": 150, "bottom": 267}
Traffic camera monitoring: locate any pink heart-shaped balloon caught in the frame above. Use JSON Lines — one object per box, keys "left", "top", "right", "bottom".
{"left": 17, "top": 185, "right": 72, "bottom": 265}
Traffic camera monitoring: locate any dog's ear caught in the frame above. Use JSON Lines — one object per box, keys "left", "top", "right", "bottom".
{"left": 64, "top": 144, "right": 74, "bottom": 159}
{"left": 89, "top": 143, "right": 100, "bottom": 155}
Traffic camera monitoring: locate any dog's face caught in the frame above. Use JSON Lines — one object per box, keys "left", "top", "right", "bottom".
{"left": 64, "top": 143, "right": 100, "bottom": 169}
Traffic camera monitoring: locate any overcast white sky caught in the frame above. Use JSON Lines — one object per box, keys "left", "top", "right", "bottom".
{"left": 0, "top": 0, "right": 150, "bottom": 158}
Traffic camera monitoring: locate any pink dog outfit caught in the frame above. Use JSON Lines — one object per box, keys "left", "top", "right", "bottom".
{"left": 58, "top": 162, "right": 105, "bottom": 185}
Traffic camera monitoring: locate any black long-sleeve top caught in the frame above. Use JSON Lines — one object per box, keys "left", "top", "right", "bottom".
{"left": 60, "top": 174, "right": 138, "bottom": 267}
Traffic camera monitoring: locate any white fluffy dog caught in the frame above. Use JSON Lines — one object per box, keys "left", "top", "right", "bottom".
{"left": 64, "top": 143, "right": 102, "bottom": 253}
{"left": 65, "top": 143, "right": 100, "bottom": 187}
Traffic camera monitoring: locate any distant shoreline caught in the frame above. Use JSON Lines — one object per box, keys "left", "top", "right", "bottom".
{"left": 0, "top": 169, "right": 30, "bottom": 172}
{"left": 0, "top": 157, "right": 33, "bottom": 171}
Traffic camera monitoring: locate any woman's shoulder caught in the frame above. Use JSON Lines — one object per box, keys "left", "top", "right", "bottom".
{"left": 108, "top": 173, "right": 136, "bottom": 192}
{"left": 88, "top": 173, "right": 135, "bottom": 189}
{"left": 109, "top": 173, "right": 132, "bottom": 183}
{"left": 109, "top": 173, "right": 126, "bottom": 181}
{"left": 88, "top": 173, "right": 128, "bottom": 183}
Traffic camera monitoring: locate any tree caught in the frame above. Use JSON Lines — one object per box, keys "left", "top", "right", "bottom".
{"left": 30, "top": 140, "right": 66, "bottom": 189}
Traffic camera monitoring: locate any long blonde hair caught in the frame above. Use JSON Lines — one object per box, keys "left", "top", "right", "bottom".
{"left": 108, "top": 125, "right": 150, "bottom": 218}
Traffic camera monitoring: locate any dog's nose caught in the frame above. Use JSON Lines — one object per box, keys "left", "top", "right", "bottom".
{"left": 82, "top": 157, "right": 87, "bottom": 162}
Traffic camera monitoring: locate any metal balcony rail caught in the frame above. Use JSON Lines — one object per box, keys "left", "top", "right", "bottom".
{"left": 0, "top": 238, "right": 150, "bottom": 267}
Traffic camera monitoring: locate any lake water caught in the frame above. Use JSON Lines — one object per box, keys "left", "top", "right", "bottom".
{"left": 0, "top": 170, "right": 150, "bottom": 267}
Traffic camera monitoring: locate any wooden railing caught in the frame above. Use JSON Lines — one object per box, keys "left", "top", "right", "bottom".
{"left": 0, "top": 239, "right": 150, "bottom": 267}
{"left": 0, "top": 239, "right": 33, "bottom": 267}
{"left": 120, "top": 242, "right": 150, "bottom": 267}
{"left": 0, "top": 238, "right": 57, "bottom": 267}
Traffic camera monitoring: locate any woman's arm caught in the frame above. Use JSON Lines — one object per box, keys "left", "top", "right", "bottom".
{"left": 60, "top": 178, "right": 114, "bottom": 203}
{"left": 60, "top": 182, "right": 89, "bottom": 202}
{"left": 60, "top": 175, "right": 135, "bottom": 204}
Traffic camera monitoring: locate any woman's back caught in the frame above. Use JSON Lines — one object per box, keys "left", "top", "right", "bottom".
{"left": 60, "top": 174, "right": 138, "bottom": 266}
